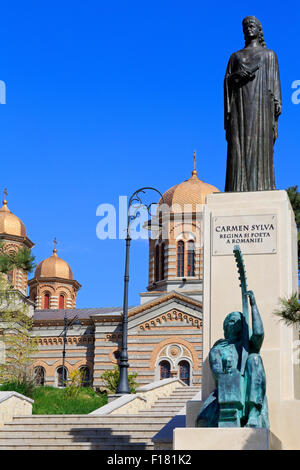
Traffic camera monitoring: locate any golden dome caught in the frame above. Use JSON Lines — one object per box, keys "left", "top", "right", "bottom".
{"left": 0, "top": 191, "right": 27, "bottom": 237}
{"left": 160, "top": 170, "right": 220, "bottom": 210}
{"left": 35, "top": 244, "right": 73, "bottom": 280}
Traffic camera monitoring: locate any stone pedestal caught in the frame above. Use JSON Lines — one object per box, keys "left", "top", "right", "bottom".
{"left": 179, "top": 190, "right": 300, "bottom": 449}
{"left": 174, "top": 428, "right": 281, "bottom": 450}
{"left": 196, "top": 190, "right": 300, "bottom": 449}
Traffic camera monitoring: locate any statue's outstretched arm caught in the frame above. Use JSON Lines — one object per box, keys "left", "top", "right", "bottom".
{"left": 247, "top": 291, "right": 264, "bottom": 353}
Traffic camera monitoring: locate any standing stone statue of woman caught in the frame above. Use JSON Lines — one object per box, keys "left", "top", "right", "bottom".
{"left": 224, "top": 16, "right": 282, "bottom": 192}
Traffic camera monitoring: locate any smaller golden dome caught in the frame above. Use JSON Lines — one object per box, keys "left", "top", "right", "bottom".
{"left": 160, "top": 170, "right": 220, "bottom": 211}
{"left": 35, "top": 242, "right": 73, "bottom": 280}
{"left": 0, "top": 190, "right": 27, "bottom": 237}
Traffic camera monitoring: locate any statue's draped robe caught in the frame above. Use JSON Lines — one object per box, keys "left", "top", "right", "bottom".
{"left": 224, "top": 46, "right": 282, "bottom": 192}
{"left": 196, "top": 339, "right": 269, "bottom": 428}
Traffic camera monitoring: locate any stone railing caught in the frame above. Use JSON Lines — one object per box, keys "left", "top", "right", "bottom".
{"left": 0, "top": 392, "right": 33, "bottom": 427}
{"left": 90, "top": 378, "right": 187, "bottom": 416}
{"left": 136, "top": 378, "right": 186, "bottom": 411}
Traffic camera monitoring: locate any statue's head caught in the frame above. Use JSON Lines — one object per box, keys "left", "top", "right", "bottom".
{"left": 223, "top": 311, "right": 243, "bottom": 341}
{"left": 242, "top": 16, "right": 266, "bottom": 48}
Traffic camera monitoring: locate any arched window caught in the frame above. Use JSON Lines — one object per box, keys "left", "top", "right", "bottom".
{"left": 177, "top": 241, "right": 184, "bottom": 277}
{"left": 160, "top": 360, "right": 171, "bottom": 380}
{"left": 57, "top": 366, "right": 68, "bottom": 387}
{"left": 179, "top": 360, "right": 190, "bottom": 386}
{"left": 59, "top": 294, "right": 65, "bottom": 309}
{"left": 79, "top": 366, "right": 92, "bottom": 387}
{"left": 160, "top": 243, "right": 165, "bottom": 280}
{"left": 187, "top": 240, "right": 195, "bottom": 277}
{"left": 34, "top": 366, "right": 45, "bottom": 386}
{"left": 44, "top": 293, "right": 50, "bottom": 309}
{"left": 155, "top": 245, "right": 160, "bottom": 282}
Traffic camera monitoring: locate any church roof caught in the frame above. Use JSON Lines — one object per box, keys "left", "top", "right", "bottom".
{"left": 160, "top": 169, "right": 220, "bottom": 211}
{"left": 33, "top": 291, "right": 202, "bottom": 324}
{"left": 33, "top": 306, "right": 138, "bottom": 325}
{"left": 0, "top": 191, "right": 27, "bottom": 238}
{"left": 128, "top": 291, "right": 202, "bottom": 318}
{"left": 34, "top": 243, "right": 73, "bottom": 281}
{"left": 34, "top": 306, "right": 127, "bottom": 321}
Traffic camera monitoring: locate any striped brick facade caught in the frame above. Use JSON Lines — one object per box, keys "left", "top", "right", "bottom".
{"left": 32, "top": 293, "right": 202, "bottom": 388}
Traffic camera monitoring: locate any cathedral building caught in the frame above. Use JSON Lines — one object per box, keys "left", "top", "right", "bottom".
{"left": 0, "top": 168, "right": 220, "bottom": 389}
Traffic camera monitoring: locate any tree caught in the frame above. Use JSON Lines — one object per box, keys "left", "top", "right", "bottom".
{"left": 0, "top": 243, "right": 36, "bottom": 275}
{"left": 286, "top": 186, "right": 300, "bottom": 281}
{"left": 272, "top": 187, "right": 300, "bottom": 327}
{"left": 0, "top": 276, "right": 39, "bottom": 391}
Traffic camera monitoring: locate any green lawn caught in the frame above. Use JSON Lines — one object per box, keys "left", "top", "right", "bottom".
{"left": 0, "top": 383, "right": 108, "bottom": 414}
{"left": 32, "top": 386, "right": 108, "bottom": 414}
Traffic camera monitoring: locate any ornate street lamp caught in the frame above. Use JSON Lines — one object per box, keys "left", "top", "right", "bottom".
{"left": 116, "top": 187, "right": 164, "bottom": 394}
{"left": 58, "top": 312, "right": 81, "bottom": 387}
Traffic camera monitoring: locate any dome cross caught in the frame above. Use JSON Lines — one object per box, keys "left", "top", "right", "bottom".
{"left": 53, "top": 237, "right": 58, "bottom": 254}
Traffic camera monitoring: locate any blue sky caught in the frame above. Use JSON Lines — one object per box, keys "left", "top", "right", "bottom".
{"left": 1, "top": 1, "right": 299, "bottom": 308}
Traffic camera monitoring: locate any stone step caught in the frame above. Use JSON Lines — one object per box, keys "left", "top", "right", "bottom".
{"left": 149, "top": 409, "right": 183, "bottom": 414}
{"left": 156, "top": 398, "right": 191, "bottom": 403}
{"left": 150, "top": 405, "right": 183, "bottom": 411}
{"left": 0, "top": 435, "right": 154, "bottom": 445}
{"left": 173, "top": 387, "right": 200, "bottom": 390}
{"left": 172, "top": 388, "right": 200, "bottom": 390}
{"left": 0, "top": 443, "right": 154, "bottom": 450}
{"left": 4, "top": 422, "right": 166, "bottom": 431}
{"left": 0, "top": 429, "right": 157, "bottom": 439}
{"left": 10, "top": 415, "right": 171, "bottom": 424}
{"left": 170, "top": 392, "right": 198, "bottom": 395}
{"left": 168, "top": 395, "right": 199, "bottom": 399}
{"left": 168, "top": 389, "right": 200, "bottom": 393}
{"left": 152, "top": 401, "right": 184, "bottom": 406}
{"left": 154, "top": 403, "right": 185, "bottom": 407}
{"left": 164, "top": 392, "right": 198, "bottom": 396}
{"left": 137, "top": 412, "right": 176, "bottom": 417}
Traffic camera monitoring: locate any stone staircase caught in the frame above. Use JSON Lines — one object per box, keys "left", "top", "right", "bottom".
{"left": 0, "top": 385, "right": 200, "bottom": 450}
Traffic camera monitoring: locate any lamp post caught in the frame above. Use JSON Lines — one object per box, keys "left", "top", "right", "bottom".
{"left": 59, "top": 312, "right": 81, "bottom": 387}
{"left": 116, "top": 187, "right": 164, "bottom": 394}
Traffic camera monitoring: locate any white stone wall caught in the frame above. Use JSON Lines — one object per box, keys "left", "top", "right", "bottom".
{"left": 0, "top": 392, "right": 33, "bottom": 427}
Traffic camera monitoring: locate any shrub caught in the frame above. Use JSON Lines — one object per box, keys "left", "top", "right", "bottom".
{"left": 0, "top": 379, "right": 35, "bottom": 398}
{"left": 64, "top": 369, "right": 84, "bottom": 399}
{"left": 100, "top": 366, "right": 138, "bottom": 393}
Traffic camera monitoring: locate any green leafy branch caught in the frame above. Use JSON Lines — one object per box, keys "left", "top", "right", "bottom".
{"left": 0, "top": 242, "right": 36, "bottom": 274}
{"left": 100, "top": 366, "right": 138, "bottom": 393}
{"left": 286, "top": 186, "right": 300, "bottom": 279}
{"left": 273, "top": 293, "right": 300, "bottom": 326}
